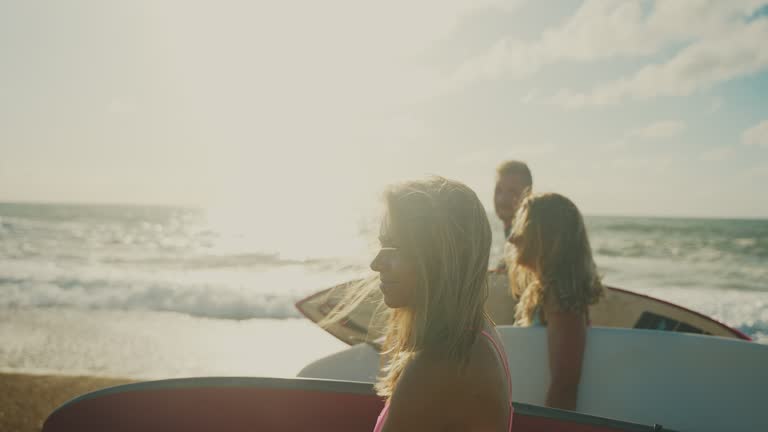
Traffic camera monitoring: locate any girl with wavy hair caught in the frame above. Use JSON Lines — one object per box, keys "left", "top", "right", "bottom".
{"left": 507, "top": 192, "right": 603, "bottom": 410}
{"left": 326, "top": 176, "right": 513, "bottom": 431}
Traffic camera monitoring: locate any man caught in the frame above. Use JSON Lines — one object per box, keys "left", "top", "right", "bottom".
{"left": 494, "top": 160, "right": 532, "bottom": 271}
{"left": 494, "top": 160, "right": 533, "bottom": 238}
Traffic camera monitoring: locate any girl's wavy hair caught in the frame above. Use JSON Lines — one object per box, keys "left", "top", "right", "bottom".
{"left": 507, "top": 193, "right": 603, "bottom": 325}
{"left": 321, "top": 176, "right": 492, "bottom": 399}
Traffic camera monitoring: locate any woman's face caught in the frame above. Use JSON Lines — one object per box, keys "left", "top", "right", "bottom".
{"left": 370, "top": 214, "right": 419, "bottom": 309}
{"left": 514, "top": 238, "right": 537, "bottom": 270}
{"left": 508, "top": 209, "right": 538, "bottom": 270}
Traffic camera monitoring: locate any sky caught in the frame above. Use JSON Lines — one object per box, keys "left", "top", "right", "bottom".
{"left": 2, "top": 0, "right": 768, "bottom": 219}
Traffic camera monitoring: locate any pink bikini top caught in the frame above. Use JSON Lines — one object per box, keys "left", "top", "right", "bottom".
{"left": 372, "top": 330, "right": 514, "bottom": 431}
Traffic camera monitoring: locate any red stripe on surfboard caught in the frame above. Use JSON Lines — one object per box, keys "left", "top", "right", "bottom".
{"left": 604, "top": 285, "right": 751, "bottom": 341}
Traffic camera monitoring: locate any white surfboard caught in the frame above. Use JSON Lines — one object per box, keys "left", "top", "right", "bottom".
{"left": 298, "top": 326, "right": 768, "bottom": 432}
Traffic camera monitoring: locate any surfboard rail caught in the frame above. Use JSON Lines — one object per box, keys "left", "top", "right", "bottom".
{"left": 606, "top": 286, "right": 750, "bottom": 340}
{"left": 43, "top": 376, "right": 679, "bottom": 432}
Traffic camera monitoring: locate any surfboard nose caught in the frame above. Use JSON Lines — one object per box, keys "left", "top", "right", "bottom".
{"left": 43, "top": 377, "right": 383, "bottom": 432}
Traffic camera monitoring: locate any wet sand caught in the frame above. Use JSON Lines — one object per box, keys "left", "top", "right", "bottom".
{"left": 0, "top": 372, "right": 135, "bottom": 432}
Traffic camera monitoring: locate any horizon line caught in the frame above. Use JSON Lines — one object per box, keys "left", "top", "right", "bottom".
{"left": 1, "top": 199, "right": 767, "bottom": 222}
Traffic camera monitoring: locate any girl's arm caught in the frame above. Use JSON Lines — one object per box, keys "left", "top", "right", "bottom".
{"left": 543, "top": 300, "right": 587, "bottom": 410}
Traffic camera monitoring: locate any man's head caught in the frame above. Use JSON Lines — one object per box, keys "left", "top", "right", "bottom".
{"left": 494, "top": 160, "right": 532, "bottom": 226}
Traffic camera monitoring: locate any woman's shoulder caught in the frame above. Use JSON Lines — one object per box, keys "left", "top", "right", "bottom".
{"left": 399, "top": 350, "right": 464, "bottom": 389}
{"left": 397, "top": 341, "right": 498, "bottom": 398}
{"left": 468, "top": 329, "right": 510, "bottom": 383}
{"left": 386, "top": 335, "right": 509, "bottom": 429}
{"left": 384, "top": 352, "right": 466, "bottom": 428}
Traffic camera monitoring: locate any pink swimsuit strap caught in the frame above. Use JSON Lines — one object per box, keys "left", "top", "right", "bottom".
{"left": 480, "top": 329, "right": 514, "bottom": 432}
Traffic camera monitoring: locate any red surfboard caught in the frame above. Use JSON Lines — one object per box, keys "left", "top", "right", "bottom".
{"left": 43, "top": 377, "right": 678, "bottom": 432}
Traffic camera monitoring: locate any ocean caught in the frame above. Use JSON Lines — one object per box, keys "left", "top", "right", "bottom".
{"left": 1, "top": 202, "right": 766, "bottom": 379}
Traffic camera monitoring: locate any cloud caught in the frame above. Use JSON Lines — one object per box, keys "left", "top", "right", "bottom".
{"left": 602, "top": 119, "right": 686, "bottom": 150}
{"left": 743, "top": 163, "right": 768, "bottom": 181}
{"left": 709, "top": 98, "right": 723, "bottom": 114}
{"left": 742, "top": 119, "right": 768, "bottom": 148}
{"left": 107, "top": 98, "right": 135, "bottom": 114}
{"left": 608, "top": 156, "right": 673, "bottom": 171}
{"left": 454, "top": 142, "right": 557, "bottom": 168}
{"left": 503, "top": 143, "right": 558, "bottom": 158}
{"left": 520, "top": 88, "right": 538, "bottom": 104}
{"left": 552, "top": 18, "right": 768, "bottom": 107}
{"left": 449, "top": 0, "right": 767, "bottom": 88}
{"left": 699, "top": 147, "right": 735, "bottom": 161}
{"left": 627, "top": 120, "right": 686, "bottom": 139}
{"left": 455, "top": 150, "right": 495, "bottom": 166}
{"left": 450, "top": 1, "right": 651, "bottom": 86}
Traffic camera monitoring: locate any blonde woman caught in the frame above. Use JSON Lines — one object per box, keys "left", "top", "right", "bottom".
{"left": 507, "top": 192, "right": 603, "bottom": 410}
{"left": 328, "top": 177, "right": 513, "bottom": 431}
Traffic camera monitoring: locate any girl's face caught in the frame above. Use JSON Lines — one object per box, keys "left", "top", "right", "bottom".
{"left": 508, "top": 207, "right": 538, "bottom": 270}
{"left": 369, "top": 214, "right": 419, "bottom": 309}
{"left": 513, "top": 237, "right": 537, "bottom": 270}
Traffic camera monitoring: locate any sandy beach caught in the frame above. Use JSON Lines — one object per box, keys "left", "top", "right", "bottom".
{"left": 0, "top": 372, "right": 135, "bottom": 432}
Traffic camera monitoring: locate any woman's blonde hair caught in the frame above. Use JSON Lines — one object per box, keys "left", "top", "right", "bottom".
{"left": 508, "top": 193, "right": 603, "bottom": 325}
{"left": 322, "top": 176, "right": 492, "bottom": 398}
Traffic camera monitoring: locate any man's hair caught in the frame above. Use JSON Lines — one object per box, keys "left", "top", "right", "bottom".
{"left": 496, "top": 160, "right": 533, "bottom": 187}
